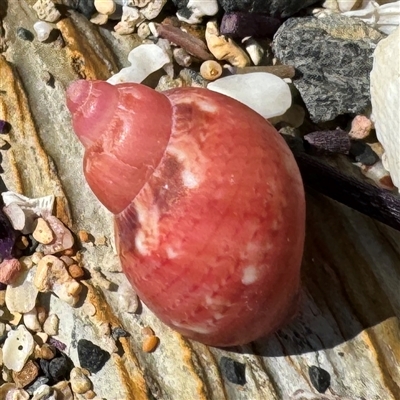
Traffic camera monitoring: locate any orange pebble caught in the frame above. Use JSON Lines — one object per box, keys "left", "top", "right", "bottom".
{"left": 142, "top": 335, "right": 159, "bottom": 353}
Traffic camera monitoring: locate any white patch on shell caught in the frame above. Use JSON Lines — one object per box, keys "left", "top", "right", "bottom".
{"left": 166, "top": 246, "right": 178, "bottom": 259}
{"left": 181, "top": 169, "right": 199, "bottom": 189}
{"left": 133, "top": 185, "right": 160, "bottom": 255}
{"left": 172, "top": 319, "right": 216, "bottom": 334}
{"left": 241, "top": 265, "right": 258, "bottom": 285}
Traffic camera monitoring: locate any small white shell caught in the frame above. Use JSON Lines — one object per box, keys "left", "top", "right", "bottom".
{"left": 33, "top": 21, "right": 54, "bottom": 42}
{"left": 207, "top": 72, "right": 292, "bottom": 119}
{"left": 2, "top": 325, "right": 35, "bottom": 372}
{"left": 107, "top": 44, "right": 171, "bottom": 85}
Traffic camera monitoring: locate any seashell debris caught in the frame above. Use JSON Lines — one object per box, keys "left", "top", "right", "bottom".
{"left": 370, "top": 26, "right": 400, "bottom": 188}
{"left": 2, "top": 325, "right": 35, "bottom": 372}
{"left": 207, "top": 72, "right": 292, "bottom": 119}
{"left": 107, "top": 44, "right": 171, "bottom": 84}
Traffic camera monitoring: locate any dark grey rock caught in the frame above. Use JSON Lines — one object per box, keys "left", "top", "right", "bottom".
{"left": 77, "top": 339, "right": 110, "bottom": 373}
{"left": 350, "top": 141, "right": 379, "bottom": 166}
{"left": 308, "top": 365, "right": 331, "bottom": 393}
{"left": 220, "top": 356, "right": 246, "bottom": 385}
{"left": 220, "top": 12, "right": 281, "bottom": 39}
{"left": 217, "top": 0, "right": 320, "bottom": 18}
{"left": 273, "top": 15, "right": 384, "bottom": 122}
{"left": 17, "top": 27, "right": 34, "bottom": 42}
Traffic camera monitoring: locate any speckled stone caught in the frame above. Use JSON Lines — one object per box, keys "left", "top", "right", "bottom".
{"left": 77, "top": 339, "right": 110, "bottom": 373}
{"left": 273, "top": 14, "right": 384, "bottom": 122}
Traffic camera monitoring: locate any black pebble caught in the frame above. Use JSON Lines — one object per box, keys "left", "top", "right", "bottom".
{"left": 219, "top": 356, "right": 246, "bottom": 386}
{"left": 308, "top": 365, "right": 331, "bottom": 393}
{"left": 76, "top": 0, "right": 96, "bottom": 19}
{"left": 77, "top": 339, "right": 110, "bottom": 373}
{"left": 112, "top": 327, "right": 130, "bottom": 340}
{"left": 17, "top": 27, "right": 34, "bottom": 41}
{"left": 49, "top": 353, "right": 74, "bottom": 381}
{"left": 350, "top": 141, "right": 379, "bottom": 166}
{"left": 0, "top": 120, "right": 11, "bottom": 134}
{"left": 39, "top": 359, "right": 51, "bottom": 379}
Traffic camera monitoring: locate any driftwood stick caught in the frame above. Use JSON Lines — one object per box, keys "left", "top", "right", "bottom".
{"left": 290, "top": 147, "right": 400, "bottom": 231}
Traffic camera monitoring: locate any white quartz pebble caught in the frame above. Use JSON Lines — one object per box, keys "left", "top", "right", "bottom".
{"left": 207, "top": 72, "right": 292, "bottom": 119}
{"left": 33, "top": 21, "right": 53, "bottom": 42}
{"left": 3, "top": 325, "right": 35, "bottom": 372}
{"left": 370, "top": 26, "right": 400, "bottom": 188}
{"left": 107, "top": 44, "right": 171, "bottom": 85}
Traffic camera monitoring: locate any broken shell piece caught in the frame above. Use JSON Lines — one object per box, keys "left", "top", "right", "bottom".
{"left": 34, "top": 255, "right": 81, "bottom": 306}
{"left": 3, "top": 325, "right": 35, "bottom": 372}
{"left": 41, "top": 216, "right": 74, "bottom": 255}
{"left": 107, "top": 44, "right": 171, "bottom": 84}
{"left": 207, "top": 72, "right": 292, "bottom": 119}
{"left": 140, "top": 0, "right": 168, "bottom": 20}
{"left": 23, "top": 307, "right": 42, "bottom": 332}
{"left": 1, "top": 191, "right": 55, "bottom": 234}
{"left": 2, "top": 203, "right": 25, "bottom": 231}
{"left": 33, "top": 0, "right": 61, "bottom": 23}
{"left": 33, "top": 21, "right": 54, "bottom": 42}
{"left": 114, "top": 6, "right": 144, "bottom": 35}
{"left": 33, "top": 217, "right": 54, "bottom": 245}
{"left": 205, "top": 20, "right": 250, "bottom": 68}
{"left": 6, "top": 265, "right": 38, "bottom": 313}
{"left": 243, "top": 37, "right": 264, "bottom": 66}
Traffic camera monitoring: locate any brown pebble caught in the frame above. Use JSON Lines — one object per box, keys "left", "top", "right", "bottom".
{"left": 200, "top": 60, "right": 223, "bottom": 81}
{"left": 0, "top": 258, "right": 22, "bottom": 284}
{"left": 94, "top": 236, "right": 107, "bottom": 246}
{"left": 12, "top": 360, "right": 39, "bottom": 388}
{"left": 78, "top": 230, "right": 91, "bottom": 243}
{"left": 232, "top": 65, "right": 296, "bottom": 79}
{"left": 68, "top": 264, "right": 85, "bottom": 279}
{"left": 61, "top": 248, "right": 75, "bottom": 256}
{"left": 142, "top": 335, "right": 159, "bottom": 353}
{"left": 40, "top": 344, "right": 57, "bottom": 360}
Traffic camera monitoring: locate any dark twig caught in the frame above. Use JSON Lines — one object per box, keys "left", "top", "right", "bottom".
{"left": 285, "top": 136, "right": 400, "bottom": 231}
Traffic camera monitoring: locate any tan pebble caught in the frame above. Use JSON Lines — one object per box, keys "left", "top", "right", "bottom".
{"left": 85, "top": 390, "right": 96, "bottom": 399}
{"left": 33, "top": 0, "right": 61, "bottom": 22}
{"left": 205, "top": 20, "right": 250, "bottom": 68}
{"left": 31, "top": 252, "right": 44, "bottom": 265}
{"left": 0, "top": 258, "right": 22, "bottom": 285}
{"left": 200, "top": 60, "right": 222, "bottom": 81}
{"left": 39, "top": 344, "right": 56, "bottom": 360}
{"left": 94, "top": 0, "right": 116, "bottom": 15}
{"left": 15, "top": 235, "right": 29, "bottom": 250}
{"left": 70, "top": 367, "right": 92, "bottom": 394}
{"left": 52, "top": 380, "right": 74, "bottom": 399}
{"left": 9, "top": 311, "right": 23, "bottom": 325}
{"left": 94, "top": 235, "right": 107, "bottom": 246}
{"left": 141, "top": 326, "right": 154, "bottom": 336}
{"left": 0, "top": 290, "right": 5, "bottom": 306}
{"left": 36, "top": 306, "right": 47, "bottom": 325}
{"left": 0, "top": 321, "right": 5, "bottom": 336}
{"left": 43, "top": 314, "right": 59, "bottom": 336}
{"left": 12, "top": 360, "right": 39, "bottom": 388}
{"left": 19, "top": 256, "right": 33, "bottom": 269}
{"left": 72, "top": 252, "right": 83, "bottom": 262}
{"left": 61, "top": 248, "right": 75, "bottom": 256}
{"left": 142, "top": 335, "right": 159, "bottom": 353}
{"left": 68, "top": 264, "right": 85, "bottom": 279}
{"left": 33, "top": 218, "right": 54, "bottom": 245}
{"left": 90, "top": 12, "right": 109, "bottom": 25}
{"left": 78, "top": 230, "right": 91, "bottom": 243}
